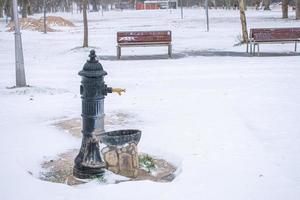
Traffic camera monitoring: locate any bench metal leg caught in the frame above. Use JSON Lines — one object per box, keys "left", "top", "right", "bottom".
{"left": 246, "top": 42, "right": 249, "bottom": 53}
{"left": 168, "top": 44, "right": 172, "bottom": 58}
{"left": 117, "top": 46, "right": 121, "bottom": 59}
{"left": 295, "top": 42, "right": 297, "bottom": 52}
{"left": 253, "top": 43, "right": 259, "bottom": 56}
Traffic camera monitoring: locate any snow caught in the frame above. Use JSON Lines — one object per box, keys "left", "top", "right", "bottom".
{"left": 1, "top": 7, "right": 300, "bottom": 200}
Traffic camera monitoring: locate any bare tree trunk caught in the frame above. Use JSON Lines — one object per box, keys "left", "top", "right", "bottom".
{"left": 296, "top": 0, "right": 300, "bottom": 19}
{"left": 255, "top": 0, "right": 260, "bottom": 10}
{"left": 22, "top": 0, "right": 28, "bottom": 18}
{"left": 263, "top": 0, "right": 270, "bottom": 10}
{"left": 213, "top": 0, "right": 217, "bottom": 9}
{"left": 282, "top": 0, "right": 288, "bottom": 18}
{"left": 79, "top": 1, "right": 83, "bottom": 13}
{"left": 43, "top": 0, "right": 47, "bottom": 33}
{"left": 225, "top": 0, "right": 230, "bottom": 9}
{"left": 239, "top": 0, "right": 248, "bottom": 43}
{"left": 5, "top": 0, "right": 13, "bottom": 20}
{"left": 0, "top": 0, "right": 3, "bottom": 18}
{"left": 83, "top": 0, "right": 88, "bottom": 47}
{"left": 27, "top": 0, "right": 32, "bottom": 15}
{"left": 65, "top": 0, "right": 70, "bottom": 12}
{"left": 91, "top": 0, "right": 98, "bottom": 11}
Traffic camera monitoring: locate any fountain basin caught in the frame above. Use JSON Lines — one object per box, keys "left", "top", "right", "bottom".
{"left": 100, "top": 129, "right": 141, "bottom": 146}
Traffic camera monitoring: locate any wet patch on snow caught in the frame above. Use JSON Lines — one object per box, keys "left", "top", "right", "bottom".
{"left": 53, "top": 113, "right": 139, "bottom": 138}
{"left": 39, "top": 149, "right": 177, "bottom": 186}
{"left": 179, "top": 50, "right": 300, "bottom": 57}
{"left": 99, "top": 54, "right": 185, "bottom": 61}
{"left": 98, "top": 50, "right": 300, "bottom": 61}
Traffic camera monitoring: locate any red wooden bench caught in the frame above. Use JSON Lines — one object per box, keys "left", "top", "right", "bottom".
{"left": 116, "top": 31, "right": 172, "bottom": 59}
{"left": 248, "top": 28, "right": 300, "bottom": 55}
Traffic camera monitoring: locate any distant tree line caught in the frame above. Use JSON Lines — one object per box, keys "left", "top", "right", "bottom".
{"left": 0, "top": 0, "right": 118, "bottom": 19}
{"left": 0, "top": 0, "right": 299, "bottom": 19}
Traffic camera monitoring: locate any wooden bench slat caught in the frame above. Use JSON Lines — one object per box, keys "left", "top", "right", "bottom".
{"left": 248, "top": 27, "right": 300, "bottom": 55}
{"left": 118, "top": 43, "right": 171, "bottom": 47}
{"left": 250, "top": 28, "right": 300, "bottom": 41}
{"left": 116, "top": 30, "right": 172, "bottom": 59}
{"left": 117, "top": 31, "right": 171, "bottom": 36}
{"left": 117, "top": 31, "right": 171, "bottom": 43}
{"left": 118, "top": 36, "right": 171, "bottom": 43}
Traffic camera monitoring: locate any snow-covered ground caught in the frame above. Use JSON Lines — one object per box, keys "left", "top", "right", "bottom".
{"left": 1, "top": 8, "right": 300, "bottom": 200}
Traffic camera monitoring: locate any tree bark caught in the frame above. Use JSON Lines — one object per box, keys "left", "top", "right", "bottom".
{"left": 255, "top": 0, "right": 260, "bottom": 10}
{"left": 91, "top": 0, "right": 98, "bottom": 11}
{"left": 296, "top": 0, "right": 300, "bottom": 20}
{"left": 5, "top": 0, "right": 13, "bottom": 20}
{"left": 43, "top": 0, "right": 47, "bottom": 33}
{"left": 22, "top": 0, "right": 28, "bottom": 18}
{"left": 27, "top": 0, "right": 32, "bottom": 15}
{"left": 83, "top": 0, "right": 88, "bottom": 47}
{"left": 239, "top": 0, "right": 248, "bottom": 43}
{"left": 282, "top": 0, "right": 288, "bottom": 18}
{"left": 65, "top": 0, "right": 70, "bottom": 12}
{"left": 0, "top": 0, "right": 3, "bottom": 18}
{"left": 263, "top": 0, "right": 270, "bottom": 10}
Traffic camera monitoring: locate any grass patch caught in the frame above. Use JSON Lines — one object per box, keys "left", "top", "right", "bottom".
{"left": 91, "top": 175, "right": 106, "bottom": 183}
{"left": 139, "top": 154, "right": 156, "bottom": 173}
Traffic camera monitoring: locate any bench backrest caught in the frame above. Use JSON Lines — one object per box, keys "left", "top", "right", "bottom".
{"left": 117, "top": 31, "right": 172, "bottom": 43}
{"left": 250, "top": 28, "right": 300, "bottom": 41}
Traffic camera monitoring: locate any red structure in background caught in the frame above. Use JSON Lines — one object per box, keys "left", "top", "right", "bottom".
{"left": 136, "top": 2, "right": 160, "bottom": 10}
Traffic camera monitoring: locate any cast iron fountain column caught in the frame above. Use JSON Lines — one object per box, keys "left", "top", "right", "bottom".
{"left": 73, "top": 50, "right": 124, "bottom": 179}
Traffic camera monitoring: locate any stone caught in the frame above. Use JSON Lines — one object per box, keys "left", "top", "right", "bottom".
{"left": 117, "top": 149, "right": 122, "bottom": 154}
{"left": 101, "top": 143, "right": 140, "bottom": 178}
{"left": 127, "top": 144, "right": 134, "bottom": 153}
{"left": 104, "top": 149, "right": 118, "bottom": 166}
{"left": 132, "top": 152, "right": 139, "bottom": 168}
{"left": 108, "top": 166, "right": 119, "bottom": 174}
{"left": 133, "top": 169, "right": 139, "bottom": 177}
{"left": 119, "top": 152, "right": 135, "bottom": 177}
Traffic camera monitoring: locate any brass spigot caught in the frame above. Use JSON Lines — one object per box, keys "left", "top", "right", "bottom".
{"left": 112, "top": 88, "right": 126, "bottom": 96}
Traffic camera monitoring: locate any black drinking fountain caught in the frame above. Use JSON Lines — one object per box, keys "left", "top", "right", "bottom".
{"left": 73, "top": 50, "right": 141, "bottom": 179}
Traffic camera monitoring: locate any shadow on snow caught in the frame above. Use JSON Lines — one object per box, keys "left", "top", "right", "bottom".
{"left": 99, "top": 50, "right": 300, "bottom": 61}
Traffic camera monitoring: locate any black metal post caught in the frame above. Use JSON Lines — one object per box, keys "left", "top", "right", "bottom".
{"left": 73, "top": 50, "right": 112, "bottom": 179}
